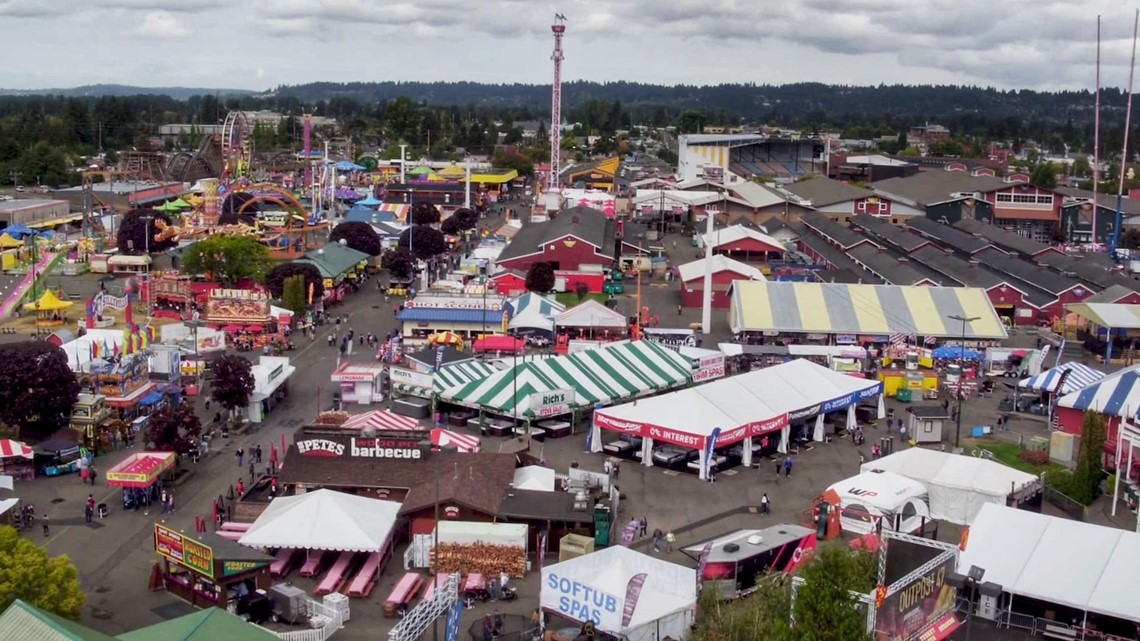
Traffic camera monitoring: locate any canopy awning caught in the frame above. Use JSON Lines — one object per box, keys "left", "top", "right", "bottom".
{"left": 473, "top": 335, "right": 525, "bottom": 352}
{"left": 1020, "top": 362, "right": 1105, "bottom": 395}
{"left": 1068, "top": 302, "right": 1140, "bottom": 330}
{"left": 0, "top": 233, "right": 22, "bottom": 248}
{"left": 437, "top": 340, "right": 692, "bottom": 417}
{"left": 239, "top": 489, "right": 401, "bottom": 553}
{"left": 431, "top": 428, "right": 480, "bottom": 453}
{"left": 1056, "top": 364, "right": 1140, "bottom": 417}
{"left": 554, "top": 299, "right": 627, "bottom": 328}
{"left": 0, "top": 439, "right": 34, "bottom": 459}
{"left": 106, "top": 452, "right": 176, "bottom": 488}
{"left": 23, "top": 289, "right": 73, "bottom": 312}
{"left": 433, "top": 361, "right": 501, "bottom": 392}
{"left": 340, "top": 409, "right": 419, "bottom": 431}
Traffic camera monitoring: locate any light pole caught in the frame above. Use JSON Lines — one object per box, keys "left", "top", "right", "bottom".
{"left": 142, "top": 214, "right": 154, "bottom": 320}
{"left": 399, "top": 144, "right": 408, "bottom": 183}
{"left": 948, "top": 313, "right": 980, "bottom": 449}
{"left": 185, "top": 319, "right": 205, "bottom": 396}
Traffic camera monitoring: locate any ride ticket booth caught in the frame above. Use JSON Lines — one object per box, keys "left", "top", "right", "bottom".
{"left": 153, "top": 523, "right": 274, "bottom": 608}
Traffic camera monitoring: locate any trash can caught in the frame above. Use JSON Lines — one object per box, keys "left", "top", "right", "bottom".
{"left": 896, "top": 389, "right": 913, "bottom": 403}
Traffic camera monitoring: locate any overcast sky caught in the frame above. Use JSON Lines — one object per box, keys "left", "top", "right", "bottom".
{"left": 1, "top": 0, "right": 1138, "bottom": 92}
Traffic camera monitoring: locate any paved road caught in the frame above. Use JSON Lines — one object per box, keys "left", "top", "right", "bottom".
{"left": 6, "top": 201, "right": 1089, "bottom": 638}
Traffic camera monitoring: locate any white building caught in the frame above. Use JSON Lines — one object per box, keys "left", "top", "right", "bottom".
{"left": 247, "top": 356, "right": 295, "bottom": 423}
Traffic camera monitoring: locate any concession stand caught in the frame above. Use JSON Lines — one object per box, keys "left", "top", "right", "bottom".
{"left": 153, "top": 524, "right": 274, "bottom": 608}
{"left": 0, "top": 439, "right": 35, "bottom": 481}
{"left": 106, "top": 452, "right": 175, "bottom": 488}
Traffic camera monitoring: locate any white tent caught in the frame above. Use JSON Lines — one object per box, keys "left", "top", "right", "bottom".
{"left": 541, "top": 546, "right": 696, "bottom": 641}
{"left": 513, "top": 466, "right": 556, "bottom": 492}
{"left": 825, "top": 471, "right": 930, "bottom": 535}
{"left": 239, "top": 489, "right": 401, "bottom": 553}
{"left": 554, "top": 299, "right": 627, "bottom": 328}
{"left": 860, "top": 448, "right": 1040, "bottom": 525}
{"left": 959, "top": 504, "right": 1140, "bottom": 623}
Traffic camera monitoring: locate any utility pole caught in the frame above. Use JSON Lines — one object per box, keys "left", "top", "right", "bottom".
{"left": 9, "top": 171, "right": 21, "bottom": 189}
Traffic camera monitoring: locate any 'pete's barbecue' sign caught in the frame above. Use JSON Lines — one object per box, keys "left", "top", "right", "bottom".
{"left": 297, "top": 436, "right": 423, "bottom": 459}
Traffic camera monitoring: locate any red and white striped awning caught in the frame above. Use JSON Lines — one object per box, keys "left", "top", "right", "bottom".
{"left": 431, "top": 428, "right": 480, "bottom": 453}
{"left": 0, "top": 439, "right": 34, "bottom": 459}
{"left": 341, "top": 410, "right": 419, "bottom": 431}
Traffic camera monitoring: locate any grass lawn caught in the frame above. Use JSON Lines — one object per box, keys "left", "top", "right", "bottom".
{"left": 555, "top": 292, "right": 608, "bottom": 306}
{"left": 964, "top": 437, "right": 1064, "bottom": 475}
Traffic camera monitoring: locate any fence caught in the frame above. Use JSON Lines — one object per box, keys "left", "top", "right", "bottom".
{"left": 256, "top": 598, "right": 345, "bottom": 641}
{"left": 1041, "top": 481, "right": 1089, "bottom": 521}
{"left": 993, "top": 610, "right": 1133, "bottom": 641}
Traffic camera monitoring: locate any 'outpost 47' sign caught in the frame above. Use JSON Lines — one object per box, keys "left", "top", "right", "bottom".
{"left": 297, "top": 437, "right": 423, "bottom": 459}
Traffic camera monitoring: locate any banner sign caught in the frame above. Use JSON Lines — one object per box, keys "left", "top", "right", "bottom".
{"left": 223, "top": 561, "right": 267, "bottom": 576}
{"left": 642, "top": 328, "right": 696, "bottom": 348}
{"left": 155, "top": 524, "right": 213, "bottom": 576}
{"left": 296, "top": 436, "right": 424, "bottom": 459}
{"left": 445, "top": 600, "right": 464, "bottom": 641}
{"left": 875, "top": 556, "right": 957, "bottom": 641}
{"left": 702, "top": 427, "right": 722, "bottom": 478}
{"left": 696, "top": 542, "right": 712, "bottom": 596}
{"left": 594, "top": 413, "right": 787, "bottom": 448}
{"left": 620, "top": 573, "right": 648, "bottom": 628}
{"left": 389, "top": 366, "right": 433, "bottom": 390}
{"left": 693, "top": 354, "right": 725, "bottom": 383}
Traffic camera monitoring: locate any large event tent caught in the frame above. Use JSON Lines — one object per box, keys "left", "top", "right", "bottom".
{"left": 859, "top": 448, "right": 1040, "bottom": 525}
{"left": 1020, "top": 362, "right": 1105, "bottom": 396}
{"left": 506, "top": 292, "right": 565, "bottom": 334}
{"left": 959, "top": 503, "right": 1140, "bottom": 623}
{"left": 433, "top": 361, "right": 501, "bottom": 393}
{"left": 591, "top": 359, "right": 883, "bottom": 478}
{"left": 239, "top": 489, "right": 400, "bottom": 553}
{"left": 436, "top": 340, "right": 692, "bottom": 418}
{"left": 540, "top": 546, "right": 695, "bottom": 641}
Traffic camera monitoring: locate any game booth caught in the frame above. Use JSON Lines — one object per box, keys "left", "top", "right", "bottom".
{"left": 107, "top": 451, "right": 176, "bottom": 511}
{"left": 205, "top": 289, "right": 292, "bottom": 349}
{"left": 153, "top": 523, "right": 275, "bottom": 609}
{"left": 540, "top": 545, "right": 696, "bottom": 641}
{"left": 590, "top": 359, "right": 884, "bottom": 479}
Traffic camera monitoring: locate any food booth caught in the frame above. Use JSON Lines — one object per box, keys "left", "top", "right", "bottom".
{"left": 331, "top": 362, "right": 388, "bottom": 406}
{"left": 68, "top": 393, "right": 118, "bottom": 455}
{"left": 107, "top": 452, "right": 175, "bottom": 488}
{"left": 0, "top": 439, "right": 35, "bottom": 481}
{"left": 153, "top": 523, "right": 274, "bottom": 608}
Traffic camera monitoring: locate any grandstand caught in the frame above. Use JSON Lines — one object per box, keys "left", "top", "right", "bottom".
{"left": 677, "top": 134, "right": 825, "bottom": 182}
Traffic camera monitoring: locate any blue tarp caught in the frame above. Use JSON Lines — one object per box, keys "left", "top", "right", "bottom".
{"left": 344, "top": 209, "right": 397, "bottom": 224}
{"left": 335, "top": 160, "right": 366, "bottom": 172}
{"left": 138, "top": 391, "right": 164, "bottom": 407}
{"left": 932, "top": 346, "right": 984, "bottom": 361}
{"left": 396, "top": 308, "right": 505, "bottom": 324}
{"left": 3, "top": 224, "right": 36, "bottom": 238}
{"left": 356, "top": 195, "right": 382, "bottom": 207}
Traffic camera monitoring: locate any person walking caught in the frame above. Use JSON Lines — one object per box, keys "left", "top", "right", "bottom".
{"left": 775, "top": 459, "right": 782, "bottom": 480}
{"left": 236, "top": 448, "right": 244, "bottom": 466}
{"left": 784, "top": 455, "right": 793, "bottom": 478}
{"left": 42, "top": 514, "right": 50, "bottom": 537}
{"left": 255, "top": 445, "right": 263, "bottom": 463}
{"left": 652, "top": 528, "right": 664, "bottom": 552}
{"left": 161, "top": 489, "right": 170, "bottom": 514}
{"left": 89, "top": 467, "right": 97, "bottom": 486}
{"left": 204, "top": 398, "right": 210, "bottom": 411}
{"left": 664, "top": 530, "right": 675, "bottom": 553}
{"left": 677, "top": 304, "right": 682, "bottom": 316}
{"left": 761, "top": 493, "right": 771, "bottom": 515}
{"left": 638, "top": 516, "right": 648, "bottom": 538}
{"left": 84, "top": 495, "right": 95, "bottom": 524}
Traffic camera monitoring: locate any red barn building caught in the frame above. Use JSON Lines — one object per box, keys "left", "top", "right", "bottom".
{"left": 677, "top": 255, "right": 766, "bottom": 308}
{"left": 701, "top": 224, "right": 787, "bottom": 263}
{"left": 490, "top": 269, "right": 526, "bottom": 296}
{"left": 495, "top": 206, "right": 643, "bottom": 272}
{"left": 1054, "top": 369, "right": 1140, "bottom": 481}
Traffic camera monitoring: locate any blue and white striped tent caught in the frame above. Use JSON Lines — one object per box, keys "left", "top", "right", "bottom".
{"left": 1057, "top": 364, "right": 1140, "bottom": 417}
{"left": 1020, "top": 363, "right": 1105, "bottom": 396}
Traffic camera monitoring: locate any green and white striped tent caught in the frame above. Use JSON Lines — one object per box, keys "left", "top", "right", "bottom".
{"left": 436, "top": 340, "right": 693, "bottom": 418}
{"left": 434, "top": 361, "right": 502, "bottom": 393}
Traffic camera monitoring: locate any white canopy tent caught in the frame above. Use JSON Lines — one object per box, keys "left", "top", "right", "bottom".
{"left": 540, "top": 546, "right": 696, "bottom": 641}
{"left": 513, "top": 466, "right": 556, "bottom": 492}
{"left": 239, "top": 489, "right": 401, "bottom": 553}
{"left": 554, "top": 300, "right": 627, "bottom": 328}
{"left": 824, "top": 471, "right": 930, "bottom": 535}
{"left": 860, "top": 448, "right": 1041, "bottom": 525}
{"left": 959, "top": 504, "right": 1140, "bottom": 623}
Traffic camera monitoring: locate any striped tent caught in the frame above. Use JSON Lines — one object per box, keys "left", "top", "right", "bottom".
{"left": 1020, "top": 363, "right": 1105, "bottom": 395}
{"left": 341, "top": 409, "right": 419, "bottom": 431}
{"left": 434, "top": 361, "right": 501, "bottom": 393}
{"left": 431, "top": 428, "right": 480, "bottom": 453}
{"left": 1056, "top": 364, "right": 1140, "bottom": 417}
{"left": 436, "top": 340, "right": 693, "bottom": 417}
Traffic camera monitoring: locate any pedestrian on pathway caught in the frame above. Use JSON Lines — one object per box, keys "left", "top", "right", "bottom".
{"left": 161, "top": 489, "right": 170, "bottom": 513}
{"left": 761, "top": 493, "right": 770, "bottom": 515}
{"left": 84, "top": 495, "right": 95, "bottom": 524}
{"left": 603, "top": 459, "right": 613, "bottom": 475}
{"left": 652, "top": 528, "right": 664, "bottom": 552}
{"left": 775, "top": 459, "right": 782, "bottom": 480}
{"left": 236, "top": 448, "right": 244, "bottom": 466}
{"left": 784, "top": 456, "right": 793, "bottom": 478}
{"left": 639, "top": 516, "right": 647, "bottom": 538}
{"left": 42, "top": 515, "right": 49, "bottom": 537}
{"left": 89, "top": 467, "right": 97, "bottom": 486}
{"left": 677, "top": 304, "right": 682, "bottom": 316}
{"left": 248, "top": 460, "right": 255, "bottom": 480}
{"left": 664, "top": 530, "right": 675, "bottom": 553}
{"left": 612, "top": 462, "right": 620, "bottom": 479}
{"left": 255, "top": 445, "right": 263, "bottom": 463}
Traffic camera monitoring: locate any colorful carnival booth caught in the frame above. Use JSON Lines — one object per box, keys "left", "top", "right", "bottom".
{"left": 540, "top": 545, "right": 695, "bottom": 641}
{"left": 1019, "top": 362, "right": 1105, "bottom": 400}
{"left": 107, "top": 452, "right": 176, "bottom": 488}
{"left": 435, "top": 340, "right": 693, "bottom": 429}
{"left": 591, "top": 358, "right": 883, "bottom": 478}
{"left": 1054, "top": 364, "right": 1140, "bottom": 472}
{"left": 154, "top": 524, "right": 274, "bottom": 609}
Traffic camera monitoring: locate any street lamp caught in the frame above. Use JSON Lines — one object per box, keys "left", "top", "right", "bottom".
{"left": 948, "top": 314, "right": 980, "bottom": 449}
{"left": 142, "top": 214, "right": 154, "bottom": 320}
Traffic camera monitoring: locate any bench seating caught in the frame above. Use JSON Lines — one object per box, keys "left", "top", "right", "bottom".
{"left": 220, "top": 522, "right": 251, "bottom": 532}
{"left": 384, "top": 572, "right": 426, "bottom": 617}
{"left": 270, "top": 548, "right": 297, "bottom": 578}
{"left": 215, "top": 530, "right": 243, "bottom": 541}
{"left": 315, "top": 551, "right": 356, "bottom": 596}
{"left": 421, "top": 573, "right": 450, "bottom": 602}
{"left": 299, "top": 551, "right": 329, "bottom": 578}
{"left": 347, "top": 552, "right": 383, "bottom": 598}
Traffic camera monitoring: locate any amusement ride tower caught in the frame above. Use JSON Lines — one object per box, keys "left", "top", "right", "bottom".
{"left": 548, "top": 14, "right": 566, "bottom": 192}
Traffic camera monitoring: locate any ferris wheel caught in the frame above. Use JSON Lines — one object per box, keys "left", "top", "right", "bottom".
{"left": 220, "top": 111, "right": 253, "bottom": 179}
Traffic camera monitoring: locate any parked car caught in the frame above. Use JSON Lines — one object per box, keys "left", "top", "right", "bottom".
{"left": 652, "top": 445, "right": 698, "bottom": 467}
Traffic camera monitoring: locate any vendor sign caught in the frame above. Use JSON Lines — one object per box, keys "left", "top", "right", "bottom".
{"left": 692, "top": 354, "right": 725, "bottom": 383}
{"left": 544, "top": 572, "right": 621, "bottom": 628}
{"left": 155, "top": 524, "right": 213, "bottom": 576}
{"left": 223, "top": 560, "right": 268, "bottom": 576}
{"left": 530, "top": 388, "right": 576, "bottom": 418}
{"left": 875, "top": 555, "right": 957, "bottom": 641}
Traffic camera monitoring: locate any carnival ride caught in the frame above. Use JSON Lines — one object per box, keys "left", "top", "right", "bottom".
{"left": 86, "top": 288, "right": 135, "bottom": 329}
{"left": 225, "top": 183, "right": 329, "bottom": 260}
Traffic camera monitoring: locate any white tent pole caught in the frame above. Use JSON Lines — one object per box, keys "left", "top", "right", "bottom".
{"left": 1114, "top": 418, "right": 1125, "bottom": 517}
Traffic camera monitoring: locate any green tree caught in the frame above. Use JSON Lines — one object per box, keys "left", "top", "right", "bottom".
{"left": 1071, "top": 155, "right": 1092, "bottom": 176}
{"left": 492, "top": 147, "right": 535, "bottom": 177}
{"left": 525, "top": 262, "right": 555, "bottom": 293}
{"left": 1030, "top": 161, "right": 1059, "bottom": 189}
{"left": 1072, "top": 410, "right": 1108, "bottom": 504}
{"left": 382, "top": 248, "right": 416, "bottom": 280}
{"left": 146, "top": 403, "right": 202, "bottom": 455}
{"left": 264, "top": 261, "right": 324, "bottom": 300}
{"left": 282, "top": 274, "right": 308, "bottom": 318}
{"left": 677, "top": 109, "right": 707, "bottom": 134}
{"left": 0, "top": 342, "right": 81, "bottom": 440}
{"left": 0, "top": 526, "right": 86, "bottom": 620}
{"left": 210, "top": 354, "right": 255, "bottom": 420}
{"left": 329, "top": 220, "right": 383, "bottom": 256}
{"left": 691, "top": 544, "right": 874, "bottom": 641}
{"left": 181, "top": 234, "right": 273, "bottom": 285}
